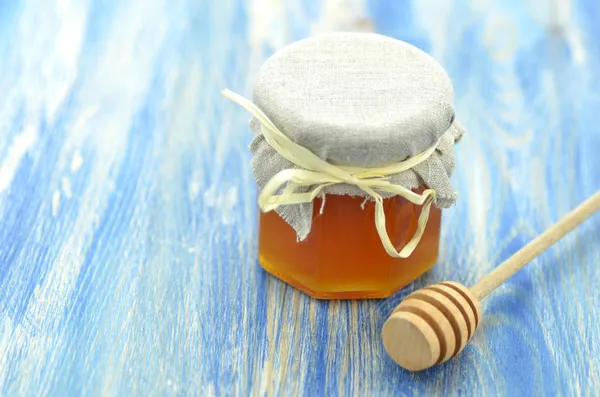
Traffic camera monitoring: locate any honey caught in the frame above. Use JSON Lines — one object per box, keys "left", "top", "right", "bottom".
{"left": 258, "top": 189, "right": 442, "bottom": 299}
{"left": 224, "top": 32, "right": 463, "bottom": 301}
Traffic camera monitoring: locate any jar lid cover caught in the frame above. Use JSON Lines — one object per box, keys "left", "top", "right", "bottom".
{"left": 253, "top": 32, "right": 455, "bottom": 167}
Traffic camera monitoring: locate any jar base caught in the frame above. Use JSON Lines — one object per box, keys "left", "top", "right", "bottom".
{"left": 259, "top": 254, "right": 437, "bottom": 300}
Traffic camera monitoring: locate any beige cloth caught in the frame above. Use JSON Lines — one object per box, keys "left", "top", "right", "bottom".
{"left": 249, "top": 32, "right": 462, "bottom": 241}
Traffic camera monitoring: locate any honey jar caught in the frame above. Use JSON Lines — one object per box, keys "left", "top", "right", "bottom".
{"left": 224, "top": 32, "right": 463, "bottom": 299}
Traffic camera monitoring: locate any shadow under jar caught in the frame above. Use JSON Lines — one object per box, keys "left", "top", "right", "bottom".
{"left": 236, "top": 32, "right": 463, "bottom": 299}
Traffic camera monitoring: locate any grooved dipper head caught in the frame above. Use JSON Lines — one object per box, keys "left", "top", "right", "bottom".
{"left": 382, "top": 282, "right": 482, "bottom": 371}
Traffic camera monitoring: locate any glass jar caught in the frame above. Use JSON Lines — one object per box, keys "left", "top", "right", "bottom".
{"left": 225, "top": 32, "right": 461, "bottom": 299}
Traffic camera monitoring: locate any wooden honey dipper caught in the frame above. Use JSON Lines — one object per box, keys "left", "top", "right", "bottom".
{"left": 382, "top": 191, "right": 600, "bottom": 371}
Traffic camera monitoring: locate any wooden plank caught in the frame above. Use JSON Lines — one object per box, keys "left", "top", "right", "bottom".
{"left": 0, "top": 0, "right": 598, "bottom": 395}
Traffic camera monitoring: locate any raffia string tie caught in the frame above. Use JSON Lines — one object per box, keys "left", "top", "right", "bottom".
{"left": 222, "top": 89, "right": 439, "bottom": 258}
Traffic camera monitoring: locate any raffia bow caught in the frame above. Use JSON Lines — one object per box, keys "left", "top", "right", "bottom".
{"left": 222, "top": 89, "right": 438, "bottom": 258}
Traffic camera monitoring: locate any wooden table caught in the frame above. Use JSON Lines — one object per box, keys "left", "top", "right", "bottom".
{"left": 1, "top": 1, "right": 599, "bottom": 395}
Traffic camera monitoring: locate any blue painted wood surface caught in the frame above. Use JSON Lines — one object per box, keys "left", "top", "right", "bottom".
{"left": 0, "top": 0, "right": 599, "bottom": 395}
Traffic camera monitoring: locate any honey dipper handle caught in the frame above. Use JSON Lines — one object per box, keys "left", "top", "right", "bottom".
{"left": 470, "top": 190, "right": 600, "bottom": 300}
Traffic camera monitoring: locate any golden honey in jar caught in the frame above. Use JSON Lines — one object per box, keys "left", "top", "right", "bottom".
{"left": 259, "top": 193, "right": 442, "bottom": 299}
{"left": 226, "top": 32, "right": 462, "bottom": 299}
